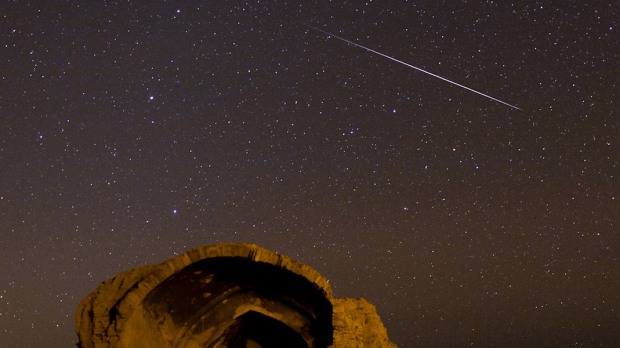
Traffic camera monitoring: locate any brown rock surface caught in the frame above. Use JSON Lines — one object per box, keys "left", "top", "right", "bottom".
{"left": 76, "top": 264, "right": 159, "bottom": 348}
{"left": 76, "top": 243, "right": 397, "bottom": 348}
{"left": 331, "top": 298, "right": 399, "bottom": 348}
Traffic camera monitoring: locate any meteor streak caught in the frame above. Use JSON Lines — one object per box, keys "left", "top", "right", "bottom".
{"left": 296, "top": 21, "right": 523, "bottom": 111}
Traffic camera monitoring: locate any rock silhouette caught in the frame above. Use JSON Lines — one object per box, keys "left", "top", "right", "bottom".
{"left": 76, "top": 243, "right": 397, "bottom": 348}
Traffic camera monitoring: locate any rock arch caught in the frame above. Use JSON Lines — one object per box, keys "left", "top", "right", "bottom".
{"left": 76, "top": 243, "right": 397, "bottom": 348}
{"left": 203, "top": 310, "right": 309, "bottom": 348}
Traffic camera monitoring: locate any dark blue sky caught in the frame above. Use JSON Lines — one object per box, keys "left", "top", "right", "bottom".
{"left": 1, "top": 1, "right": 618, "bottom": 346}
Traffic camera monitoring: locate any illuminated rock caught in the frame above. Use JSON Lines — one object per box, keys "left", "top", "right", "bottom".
{"left": 76, "top": 243, "right": 397, "bottom": 348}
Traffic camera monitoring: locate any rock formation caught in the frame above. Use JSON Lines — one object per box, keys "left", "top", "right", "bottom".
{"left": 76, "top": 243, "right": 397, "bottom": 348}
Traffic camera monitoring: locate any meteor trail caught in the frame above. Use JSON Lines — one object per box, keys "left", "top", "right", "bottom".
{"left": 296, "top": 21, "right": 523, "bottom": 111}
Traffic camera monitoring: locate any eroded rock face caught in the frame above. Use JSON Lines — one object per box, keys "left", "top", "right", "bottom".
{"left": 332, "top": 298, "right": 399, "bottom": 348}
{"left": 76, "top": 243, "right": 397, "bottom": 348}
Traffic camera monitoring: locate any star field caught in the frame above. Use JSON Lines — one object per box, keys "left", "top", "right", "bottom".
{"left": 1, "top": 1, "right": 618, "bottom": 346}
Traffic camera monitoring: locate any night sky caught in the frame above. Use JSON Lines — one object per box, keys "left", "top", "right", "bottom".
{"left": 1, "top": 1, "right": 618, "bottom": 347}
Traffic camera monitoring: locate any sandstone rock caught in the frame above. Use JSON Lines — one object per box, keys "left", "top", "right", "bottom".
{"left": 76, "top": 264, "right": 159, "bottom": 348}
{"left": 76, "top": 243, "right": 397, "bottom": 348}
{"left": 331, "top": 298, "right": 399, "bottom": 348}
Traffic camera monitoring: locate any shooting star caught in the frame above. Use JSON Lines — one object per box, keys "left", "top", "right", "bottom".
{"left": 296, "top": 21, "right": 522, "bottom": 111}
